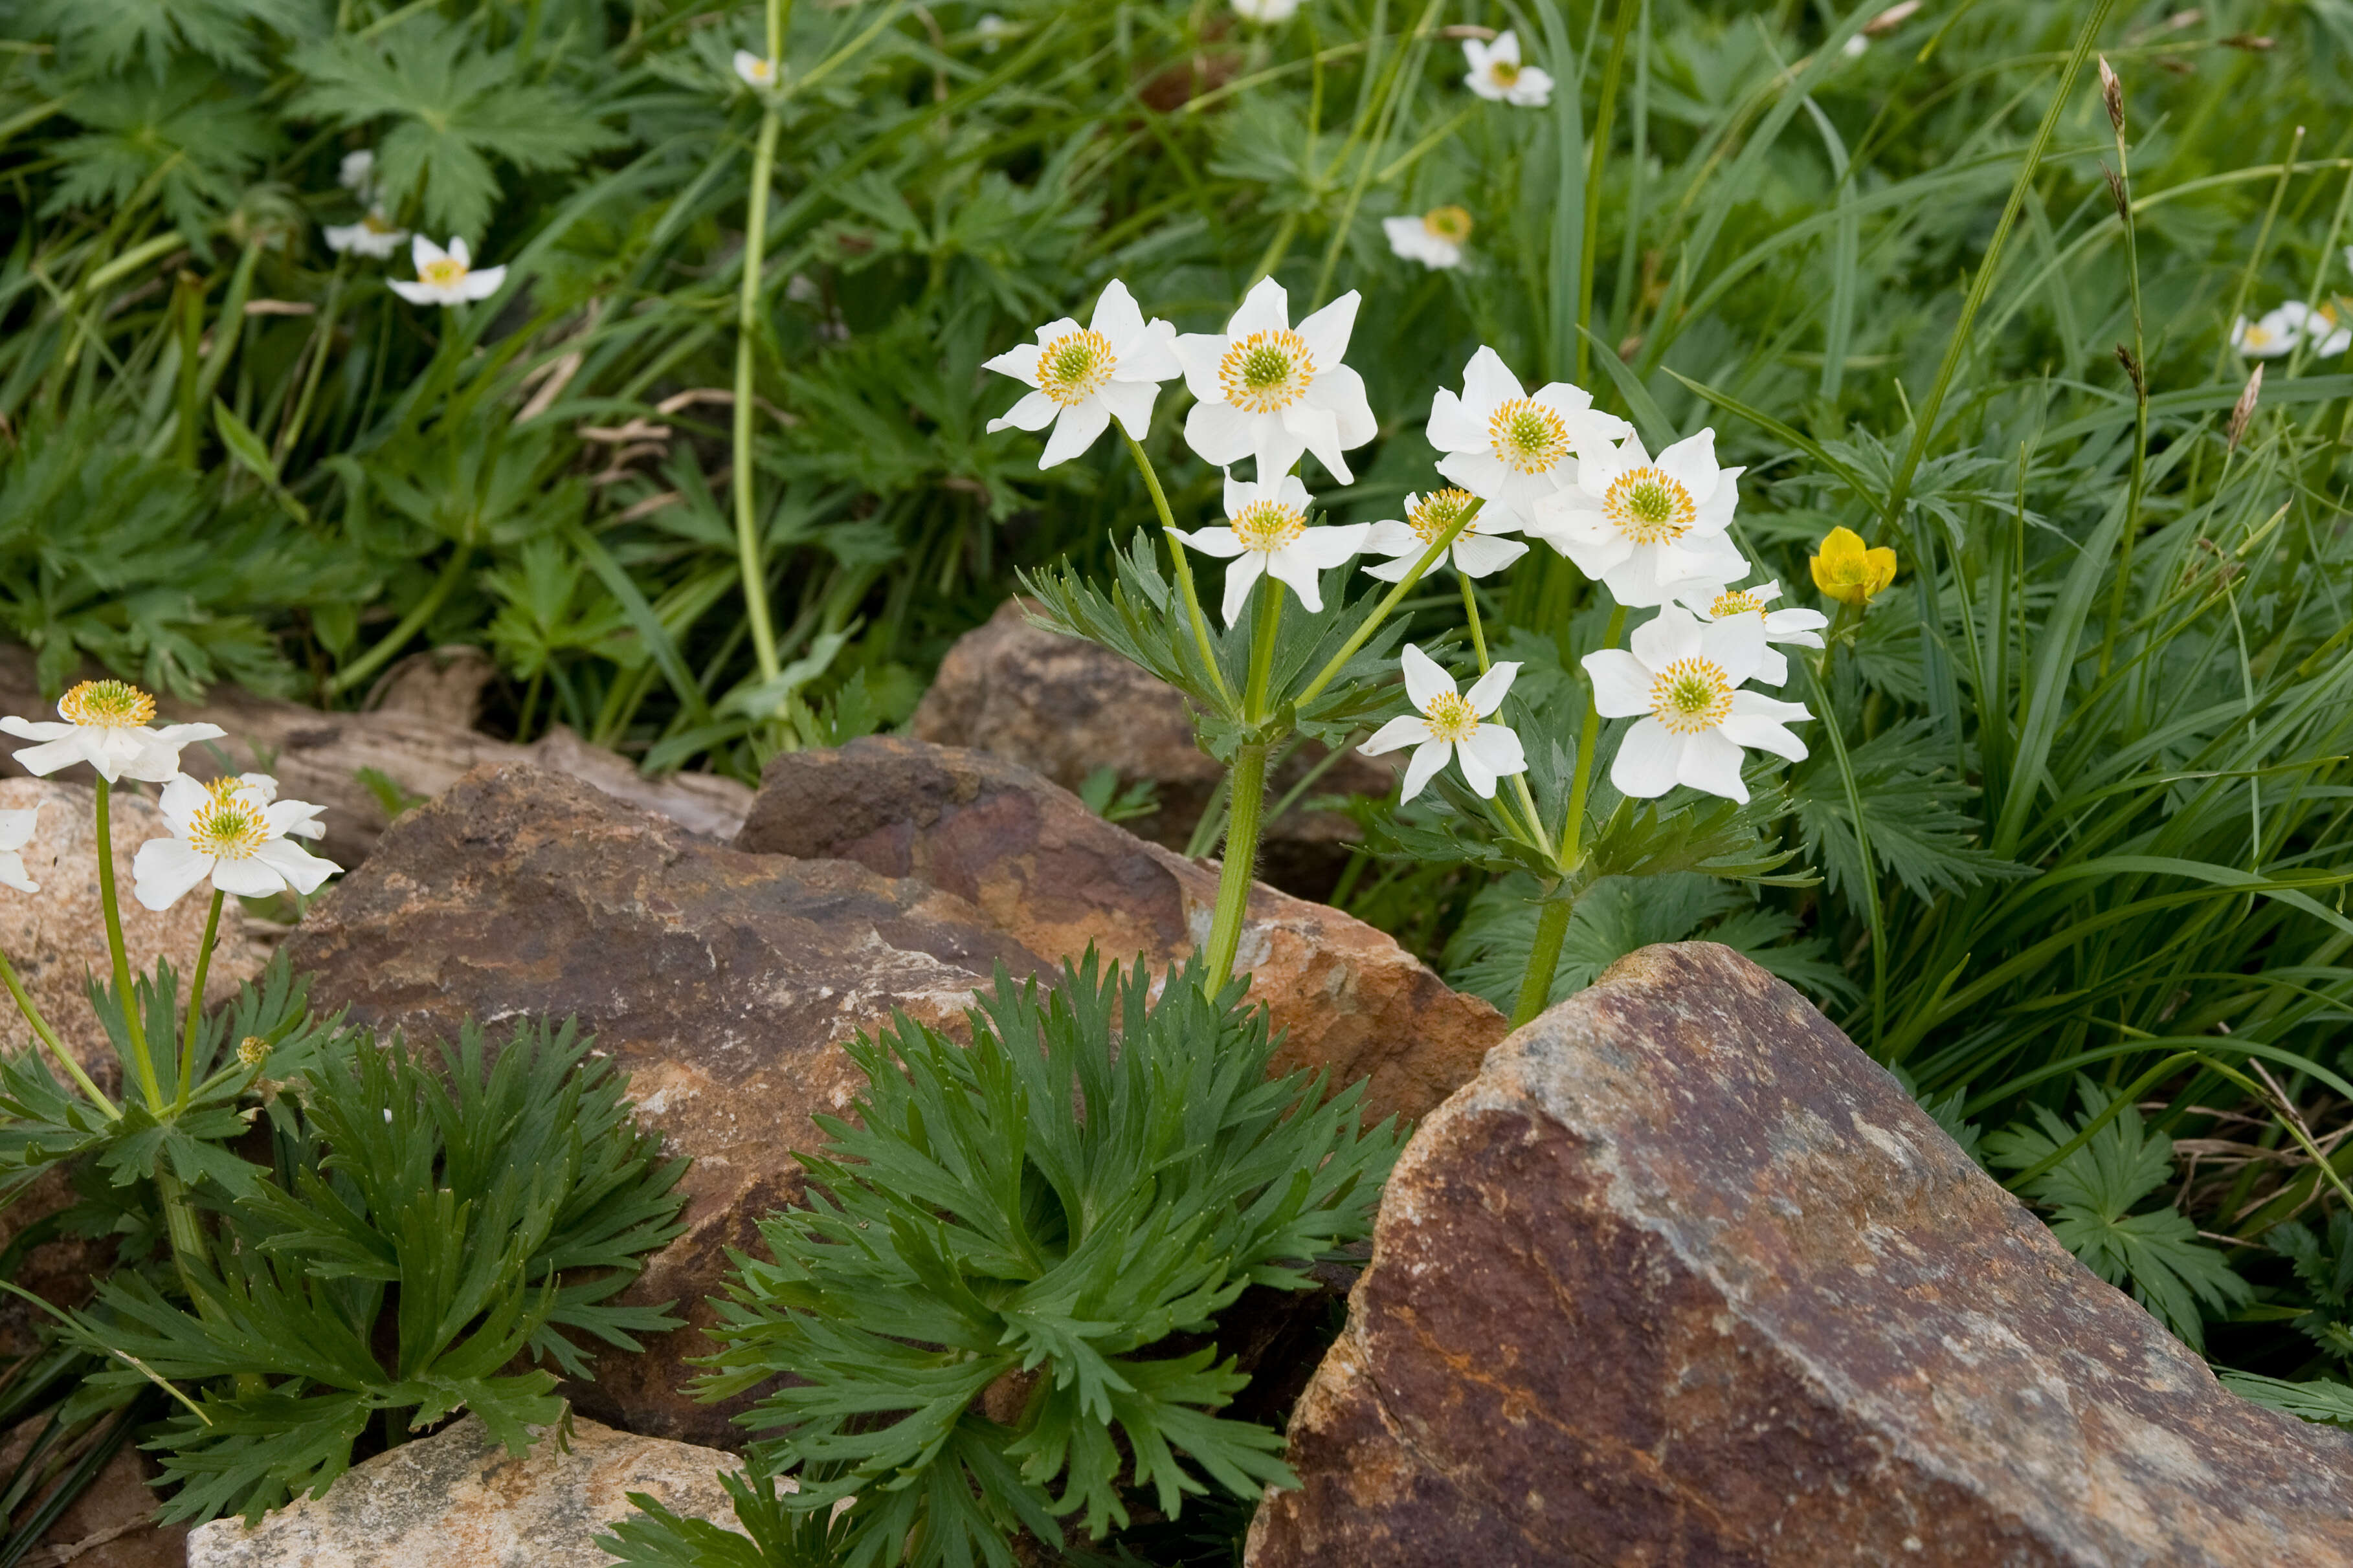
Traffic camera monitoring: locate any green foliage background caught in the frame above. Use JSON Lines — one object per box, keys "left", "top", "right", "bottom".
{"left": 6, "top": 0, "right": 2353, "bottom": 1442}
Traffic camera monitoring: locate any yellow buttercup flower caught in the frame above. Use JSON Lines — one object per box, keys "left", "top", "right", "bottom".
{"left": 1810, "top": 526, "right": 1897, "bottom": 608}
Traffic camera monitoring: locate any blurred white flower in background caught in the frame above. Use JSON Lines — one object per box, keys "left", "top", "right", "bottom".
{"left": 983, "top": 279, "right": 1182, "bottom": 467}
{"left": 1384, "top": 204, "right": 1473, "bottom": 271}
{"left": 1463, "top": 31, "right": 1552, "bottom": 107}
{"left": 390, "top": 236, "right": 506, "bottom": 306}
{"left": 133, "top": 774, "right": 338, "bottom": 910}
{"left": 734, "top": 50, "right": 779, "bottom": 90}
{"left": 1528, "top": 428, "right": 1749, "bottom": 606}
{"left": 1231, "top": 0, "right": 1300, "bottom": 21}
{"left": 339, "top": 149, "right": 376, "bottom": 197}
{"left": 1361, "top": 645, "right": 1527, "bottom": 802}
{"left": 0, "top": 681, "right": 224, "bottom": 784}
{"left": 324, "top": 210, "right": 408, "bottom": 259}
{"left": 2231, "top": 305, "right": 2304, "bottom": 359}
{"left": 1174, "top": 470, "right": 1369, "bottom": 624}
{"left": 1583, "top": 608, "right": 1810, "bottom": 802}
{"left": 976, "top": 13, "right": 1010, "bottom": 50}
{"left": 0, "top": 805, "right": 40, "bottom": 895}
{"left": 1175, "top": 277, "right": 1377, "bottom": 483}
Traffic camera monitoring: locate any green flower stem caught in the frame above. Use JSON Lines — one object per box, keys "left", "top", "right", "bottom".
{"left": 1123, "top": 432, "right": 1234, "bottom": 708}
{"left": 2098, "top": 116, "right": 2150, "bottom": 681}
{"left": 0, "top": 945, "right": 115, "bottom": 1118}
{"left": 1201, "top": 739, "right": 1268, "bottom": 990}
{"left": 1558, "top": 602, "right": 1625, "bottom": 867}
{"left": 732, "top": 100, "right": 786, "bottom": 689}
{"left": 328, "top": 541, "right": 474, "bottom": 697}
{"left": 1510, "top": 890, "right": 1574, "bottom": 1028}
{"left": 1458, "top": 572, "right": 1550, "bottom": 857}
{"left": 150, "top": 1161, "right": 212, "bottom": 1305}
{"left": 1244, "top": 575, "right": 1284, "bottom": 723}
{"left": 95, "top": 779, "right": 164, "bottom": 1112}
{"left": 1295, "top": 496, "right": 1486, "bottom": 710}
{"left": 173, "top": 889, "right": 223, "bottom": 1114}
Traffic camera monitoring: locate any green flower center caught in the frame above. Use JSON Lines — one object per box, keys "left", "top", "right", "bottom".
{"left": 1649, "top": 657, "right": 1733, "bottom": 734}
{"left": 1219, "top": 330, "right": 1315, "bottom": 414}
{"left": 59, "top": 679, "right": 154, "bottom": 729}
{"left": 1038, "top": 329, "right": 1115, "bottom": 406}
{"left": 1605, "top": 466, "right": 1695, "bottom": 544}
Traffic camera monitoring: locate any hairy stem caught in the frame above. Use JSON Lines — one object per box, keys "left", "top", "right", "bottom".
{"left": 732, "top": 103, "right": 786, "bottom": 687}
{"left": 1510, "top": 890, "right": 1574, "bottom": 1028}
{"left": 95, "top": 780, "right": 163, "bottom": 1111}
{"left": 174, "top": 889, "right": 223, "bottom": 1114}
{"left": 1201, "top": 740, "right": 1269, "bottom": 990}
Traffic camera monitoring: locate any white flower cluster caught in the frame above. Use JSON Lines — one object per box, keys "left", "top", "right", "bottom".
{"left": 321, "top": 147, "right": 507, "bottom": 308}
{"left": 986, "top": 269, "right": 1820, "bottom": 812}
{"left": 2233, "top": 298, "right": 2352, "bottom": 360}
{"left": 0, "top": 681, "right": 338, "bottom": 909}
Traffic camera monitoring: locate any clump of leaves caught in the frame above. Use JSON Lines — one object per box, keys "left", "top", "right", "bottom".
{"left": 1985, "top": 1077, "right": 2251, "bottom": 1351}
{"left": 57, "top": 1017, "right": 687, "bottom": 1525}
{"left": 622, "top": 956, "right": 1400, "bottom": 1568}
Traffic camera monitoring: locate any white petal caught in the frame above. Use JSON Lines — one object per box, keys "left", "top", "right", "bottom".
{"left": 1264, "top": 547, "right": 1330, "bottom": 612}
{"left": 1219, "top": 554, "right": 1266, "bottom": 626}
{"left": 1583, "top": 648, "right": 1652, "bottom": 717}
{"left": 0, "top": 806, "right": 38, "bottom": 853}
{"left": 1465, "top": 723, "right": 1526, "bottom": 778}
{"left": 0, "top": 718, "right": 72, "bottom": 740}
{"left": 1173, "top": 333, "right": 1229, "bottom": 403}
{"left": 1303, "top": 363, "right": 1378, "bottom": 451}
{"left": 987, "top": 389, "right": 1061, "bottom": 434}
{"left": 1360, "top": 714, "right": 1433, "bottom": 756}
{"left": 1363, "top": 555, "right": 1415, "bottom": 582}
{"left": 1096, "top": 379, "right": 1158, "bottom": 439}
{"left": 8, "top": 736, "right": 91, "bottom": 778}
{"left": 1673, "top": 729, "right": 1748, "bottom": 802}
{"left": 984, "top": 341, "right": 1045, "bottom": 386}
{"left": 446, "top": 236, "right": 471, "bottom": 268}
{"left": 1720, "top": 713, "right": 1808, "bottom": 762}
{"left": 389, "top": 279, "right": 445, "bottom": 305}
{"left": 1293, "top": 291, "right": 1359, "bottom": 370}
{"left": 1456, "top": 346, "right": 1524, "bottom": 421}
{"left": 1089, "top": 279, "right": 1146, "bottom": 346}
{"left": 1508, "top": 65, "right": 1554, "bottom": 105}
{"left": 461, "top": 265, "right": 506, "bottom": 300}
{"left": 210, "top": 856, "right": 288, "bottom": 898}
{"left": 1655, "top": 429, "right": 1721, "bottom": 506}
{"left": 1451, "top": 534, "right": 1528, "bottom": 578}
{"left": 1117, "top": 319, "right": 1183, "bottom": 383}
{"left": 1425, "top": 387, "right": 1486, "bottom": 454}
{"left": 1455, "top": 738, "right": 1497, "bottom": 797}
{"left": 1400, "top": 739, "right": 1451, "bottom": 803}
{"left": 1038, "top": 401, "right": 1111, "bottom": 468}
{"left": 1401, "top": 644, "right": 1456, "bottom": 711}
{"left": 1463, "top": 661, "right": 1520, "bottom": 716}
{"left": 254, "top": 836, "right": 340, "bottom": 893}
{"left": 159, "top": 775, "right": 209, "bottom": 835}
{"left": 1173, "top": 525, "right": 1247, "bottom": 559}
{"left": 131, "top": 838, "right": 214, "bottom": 911}
{"left": 1629, "top": 606, "right": 1703, "bottom": 670}
{"left": 1227, "top": 276, "right": 1291, "bottom": 337}
{"left": 150, "top": 722, "right": 227, "bottom": 745}
{"left": 1283, "top": 522, "right": 1370, "bottom": 570}
{"left": 0, "top": 851, "right": 36, "bottom": 894}
{"left": 1365, "top": 518, "right": 1418, "bottom": 556}
{"left": 1699, "top": 614, "right": 1769, "bottom": 687}
{"left": 410, "top": 234, "right": 447, "bottom": 272}
{"left": 1281, "top": 401, "right": 1346, "bottom": 481}
{"left": 1753, "top": 646, "right": 1790, "bottom": 687}
{"left": 1185, "top": 399, "right": 1258, "bottom": 467}
{"left": 1611, "top": 720, "right": 1682, "bottom": 799}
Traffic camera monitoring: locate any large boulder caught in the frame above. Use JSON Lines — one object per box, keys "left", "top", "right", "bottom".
{"left": 1247, "top": 942, "right": 2353, "bottom": 1567}
{"left": 735, "top": 736, "right": 1506, "bottom": 1130}
{"left": 185, "top": 1413, "right": 744, "bottom": 1566}
{"left": 911, "top": 599, "right": 1394, "bottom": 897}
{"left": 281, "top": 764, "right": 1051, "bottom": 1446}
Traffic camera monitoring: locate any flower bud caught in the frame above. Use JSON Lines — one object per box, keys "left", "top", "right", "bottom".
{"left": 237, "top": 1034, "right": 270, "bottom": 1070}
{"left": 2098, "top": 55, "right": 2125, "bottom": 137}
{"left": 2115, "top": 344, "right": 2145, "bottom": 395}
{"left": 1809, "top": 525, "right": 1899, "bottom": 608}
{"left": 2226, "top": 364, "right": 2263, "bottom": 452}
{"left": 2101, "top": 162, "right": 2129, "bottom": 223}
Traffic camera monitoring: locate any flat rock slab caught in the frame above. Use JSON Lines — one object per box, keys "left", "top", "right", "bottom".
{"left": 1247, "top": 942, "right": 2353, "bottom": 1567}
{"left": 282, "top": 764, "right": 1051, "bottom": 1446}
{"left": 737, "top": 736, "right": 1506, "bottom": 1129}
{"left": 185, "top": 1414, "right": 742, "bottom": 1566}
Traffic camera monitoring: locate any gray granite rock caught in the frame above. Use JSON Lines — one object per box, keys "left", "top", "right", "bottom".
{"left": 184, "top": 1413, "right": 743, "bottom": 1567}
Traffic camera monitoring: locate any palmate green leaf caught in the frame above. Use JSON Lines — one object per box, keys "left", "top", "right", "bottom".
{"left": 21, "top": 0, "right": 315, "bottom": 76}
{"left": 287, "top": 14, "right": 621, "bottom": 239}
{"left": 600, "top": 1466, "right": 856, "bottom": 1568}
{"left": 2218, "top": 1373, "right": 2353, "bottom": 1428}
{"left": 1986, "top": 1078, "right": 2250, "bottom": 1350}
{"left": 1789, "top": 718, "right": 2028, "bottom": 911}
{"left": 45, "top": 65, "right": 278, "bottom": 245}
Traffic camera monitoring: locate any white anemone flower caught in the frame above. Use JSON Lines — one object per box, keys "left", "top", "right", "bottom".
{"left": 976, "top": 13, "right": 1009, "bottom": 50}
{"left": 133, "top": 774, "right": 339, "bottom": 911}
{"left": 1383, "top": 205, "right": 1472, "bottom": 271}
{"left": 1173, "top": 471, "right": 1370, "bottom": 624}
{"left": 1673, "top": 579, "right": 1828, "bottom": 687}
{"left": 339, "top": 149, "right": 375, "bottom": 197}
{"left": 0, "top": 680, "right": 225, "bottom": 784}
{"left": 984, "top": 280, "right": 1182, "bottom": 467}
{"left": 1231, "top": 0, "right": 1300, "bottom": 19}
{"left": 734, "top": 50, "right": 779, "bottom": 89}
{"left": 0, "top": 804, "right": 40, "bottom": 894}
{"left": 2231, "top": 305, "right": 2303, "bottom": 359}
{"left": 1174, "top": 277, "right": 1377, "bottom": 483}
{"left": 1583, "top": 606, "right": 1810, "bottom": 803}
{"left": 2299, "top": 299, "right": 2352, "bottom": 357}
{"left": 389, "top": 236, "right": 506, "bottom": 307}
{"left": 1463, "top": 31, "right": 1553, "bottom": 107}
{"left": 1428, "top": 346, "right": 1631, "bottom": 526}
{"left": 1363, "top": 488, "right": 1526, "bottom": 581}
{"left": 1359, "top": 645, "right": 1527, "bottom": 802}
{"left": 1526, "top": 428, "right": 1750, "bottom": 606}
{"left": 324, "top": 209, "right": 408, "bottom": 259}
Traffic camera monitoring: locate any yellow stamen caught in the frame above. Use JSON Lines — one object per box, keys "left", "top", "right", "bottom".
{"left": 1218, "top": 329, "right": 1315, "bottom": 414}
{"left": 1231, "top": 500, "right": 1307, "bottom": 553}
{"left": 188, "top": 792, "right": 270, "bottom": 861}
{"left": 1605, "top": 467, "right": 1696, "bottom": 544}
{"left": 1422, "top": 206, "right": 1473, "bottom": 245}
{"left": 362, "top": 212, "right": 398, "bottom": 235}
{"left": 1422, "top": 690, "right": 1479, "bottom": 744}
{"left": 1489, "top": 60, "right": 1521, "bottom": 85}
{"left": 1649, "top": 657, "right": 1734, "bottom": 734}
{"left": 1036, "top": 329, "right": 1117, "bottom": 407}
{"left": 1488, "top": 399, "right": 1572, "bottom": 476}
{"left": 58, "top": 680, "right": 155, "bottom": 729}
{"left": 1709, "top": 589, "right": 1767, "bottom": 621}
{"left": 419, "top": 256, "right": 468, "bottom": 288}
{"left": 1405, "top": 488, "right": 1482, "bottom": 546}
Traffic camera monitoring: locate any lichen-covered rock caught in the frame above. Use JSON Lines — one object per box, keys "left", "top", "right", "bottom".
{"left": 184, "top": 1414, "right": 743, "bottom": 1567}
{"left": 737, "top": 736, "right": 1505, "bottom": 1129}
{"left": 282, "top": 764, "right": 1051, "bottom": 1446}
{"left": 1247, "top": 942, "right": 2353, "bottom": 1567}
{"left": 910, "top": 598, "right": 1393, "bottom": 896}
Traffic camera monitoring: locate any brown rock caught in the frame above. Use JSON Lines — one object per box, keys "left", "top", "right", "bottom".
{"left": 184, "top": 1413, "right": 746, "bottom": 1566}
{"left": 1247, "top": 942, "right": 2353, "bottom": 1567}
{"left": 281, "top": 764, "right": 1051, "bottom": 1446}
{"left": 0, "top": 642, "right": 754, "bottom": 871}
{"left": 911, "top": 599, "right": 1395, "bottom": 897}
{"left": 735, "top": 737, "right": 1505, "bottom": 1130}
